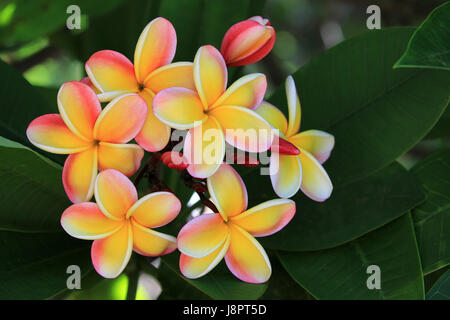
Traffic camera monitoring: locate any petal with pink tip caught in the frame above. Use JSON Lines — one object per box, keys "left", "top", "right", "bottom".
{"left": 27, "top": 114, "right": 92, "bottom": 154}
{"left": 207, "top": 163, "right": 247, "bottom": 221}
{"left": 230, "top": 199, "right": 295, "bottom": 237}
{"left": 254, "top": 101, "right": 288, "bottom": 136}
{"left": 269, "top": 154, "right": 302, "bottom": 199}
{"left": 93, "top": 93, "right": 147, "bottom": 144}
{"left": 225, "top": 224, "right": 271, "bottom": 283}
{"left": 143, "top": 62, "right": 195, "bottom": 93}
{"left": 289, "top": 130, "right": 335, "bottom": 164}
{"left": 135, "top": 91, "right": 171, "bottom": 152}
{"left": 153, "top": 87, "right": 207, "bottom": 129}
{"left": 91, "top": 221, "right": 133, "bottom": 278}
{"left": 127, "top": 192, "right": 181, "bottom": 228}
{"left": 62, "top": 147, "right": 97, "bottom": 203}
{"left": 209, "top": 106, "right": 273, "bottom": 153}
{"left": 180, "top": 234, "right": 230, "bottom": 279}
{"left": 61, "top": 202, "right": 123, "bottom": 240}
{"left": 285, "top": 75, "right": 301, "bottom": 137}
{"left": 95, "top": 169, "right": 138, "bottom": 220}
{"left": 194, "top": 45, "right": 227, "bottom": 109}
{"left": 131, "top": 220, "right": 177, "bottom": 257}
{"left": 299, "top": 148, "right": 333, "bottom": 202}
{"left": 85, "top": 50, "right": 138, "bottom": 99}
{"left": 184, "top": 116, "right": 225, "bottom": 179}
{"left": 97, "top": 142, "right": 144, "bottom": 177}
{"left": 80, "top": 77, "right": 100, "bottom": 94}
{"left": 134, "top": 17, "right": 176, "bottom": 83}
{"left": 211, "top": 73, "right": 266, "bottom": 110}
{"left": 177, "top": 213, "right": 229, "bottom": 259}
{"left": 57, "top": 81, "right": 101, "bottom": 141}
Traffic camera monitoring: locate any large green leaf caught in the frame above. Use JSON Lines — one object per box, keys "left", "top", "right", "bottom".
{"left": 252, "top": 162, "right": 425, "bottom": 251}
{"left": 269, "top": 27, "right": 450, "bottom": 186}
{"left": 161, "top": 252, "right": 268, "bottom": 300}
{"left": 0, "top": 136, "right": 70, "bottom": 232}
{"left": 0, "top": 136, "right": 92, "bottom": 299}
{"left": 278, "top": 213, "right": 424, "bottom": 300}
{"left": 411, "top": 149, "right": 450, "bottom": 274}
{"left": 426, "top": 269, "right": 450, "bottom": 300}
{"left": 394, "top": 2, "right": 450, "bottom": 71}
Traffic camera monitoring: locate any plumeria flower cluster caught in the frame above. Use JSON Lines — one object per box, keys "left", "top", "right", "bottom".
{"left": 26, "top": 16, "right": 334, "bottom": 283}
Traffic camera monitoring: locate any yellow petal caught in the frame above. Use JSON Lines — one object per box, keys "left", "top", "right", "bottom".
{"left": 134, "top": 17, "right": 176, "bottom": 83}
{"left": 184, "top": 116, "right": 225, "bottom": 179}
{"left": 194, "top": 45, "right": 227, "bottom": 109}
{"left": 254, "top": 101, "right": 288, "bottom": 136}
{"left": 143, "top": 62, "right": 195, "bottom": 93}
{"left": 207, "top": 163, "right": 247, "bottom": 221}
{"left": 299, "top": 148, "right": 333, "bottom": 202}
{"left": 230, "top": 199, "right": 295, "bottom": 237}
{"left": 209, "top": 106, "right": 273, "bottom": 152}
{"left": 289, "top": 130, "right": 335, "bottom": 164}
{"left": 95, "top": 169, "right": 138, "bottom": 220}
{"left": 131, "top": 219, "right": 177, "bottom": 257}
{"left": 269, "top": 154, "right": 302, "bottom": 198}
{"left": 285, "top": 75, "right": 301, "bottom": 137}
{"left": 97, "top": 142, "right": 144, "bottom": 177}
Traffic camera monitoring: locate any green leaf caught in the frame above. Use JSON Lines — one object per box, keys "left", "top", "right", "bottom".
{"left": 269, "top": 27, "right": 450, "bottom": 186}
{"left": 411, "top": 149, "right": 450, "bottom": 274}
{"left": 0, "top": 0, "right": 124, "bottom": 48}
{"left": 427, "top": 269, "right": 450, "bottom": 300}
{"left": 278, "top": 213, "right": 425, "bottom": 300}
{"left": 161, "top": 252, "right": 268, "bottom": 300}
{"left": 0, "top": 231, "right": 91, "bottom": 299}
{"left": 0, "top": 136, "right": 70, "bottom": 232}
{"left": 255, "top": 162, "right": 425, "bottom": 251}
{"left": 394, "top": 2, "right": 450, "bottom": 71}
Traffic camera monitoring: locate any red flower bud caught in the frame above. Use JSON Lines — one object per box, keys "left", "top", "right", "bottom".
{"left": 270, "top": 137, "right": 300, "bottom": 155}
{"left": 220, "top": 16, "right": 275, "bottom": 67}
{"left": 161, "top": 151, "right": 189, "bottom": 170}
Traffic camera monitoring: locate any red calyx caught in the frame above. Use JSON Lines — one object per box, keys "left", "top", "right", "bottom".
{"left": 270, "top": 137, "right": 300, "bottom": 155}
{"left": 161, "top": 151, "right": 189, "bottom": 170}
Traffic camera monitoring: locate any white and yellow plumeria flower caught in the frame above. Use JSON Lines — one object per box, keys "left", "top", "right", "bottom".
{"left": 255, "top": 76, "right": 334, "bottom": 201}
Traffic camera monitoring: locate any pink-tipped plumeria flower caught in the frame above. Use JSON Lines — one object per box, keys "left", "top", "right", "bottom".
{"left": 255, "top": 76, "right": 334, "bottom": 201}
{"left": 61, "top": 169, "right": 181, "bottom": 278}
{"left": 221, "top": 16, "right": 275, "bottom": 67}
{"left": 27, "top": 81, "right": 147, "bottom": 203}
{"left": 153, "top": 45, "right": 273, "bottom": 179}
{"left": 177, "top": 163, "right": 295, "bottom": 283}
{"left": 85, "top": 17, "right": 195, "bottom": 152}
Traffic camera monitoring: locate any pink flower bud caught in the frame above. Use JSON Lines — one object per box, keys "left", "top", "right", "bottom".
{"left": 220, "top": 16, "right": 275, "bottom": 67}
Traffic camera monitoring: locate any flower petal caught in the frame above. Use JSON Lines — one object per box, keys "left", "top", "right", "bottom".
{"left": 289, "top": 130, "right": 335, "bottom": 164}
{"left": 61, "top": 202, "right": 123, "bottom": 240}
{"left": 177, "top": 213, "right": 229, "bottom": 259}
{"left": 27, "top": 114, "right": 92, "bottom": 154}
{"left": 127, "top": 191, "right": 181, "bottom": 228}
{"left": 134, "top": 17, "right": 177, "bottom": 83}
{"left": 194, "top": 45, "right": 227, "bottom": 109}
{"left": 209, "top": 106, "right": 273, "bottom": 152}
{"left": 285, "top": 75, "right": 301, "bottom": 137}
{"left": 135, "top": 91, "right": 171, "bottom": 152}
{"left": 211, "top": 73, "right": 266, "bottom": 110}
{"left": 95, "top": 169, "right": 138, "bottom": 220}
{"left": 85, "top": 50, "right": 138, "bottom": 99}
{"left": 153, "top": 87, "right": 207, "bottom": 129}
{"left": 80, "top": 77, "right": 100, "bottom": 94}
{"left": 57, "top": 81, "right": 101, "bottom": 141}
{"left": 93, "top": 93, "right": 147, "bottom": 143}
{"left": 62, "top": 147, "right": 97, "bottom": 203}
{"left": 230, "top": 199, "right": 295, "bottom": 237}
{"left": 97, "top": 142, "right": 144, "bottom": 177}
{"left": 207, "top": 163, "right": 247, "bottom": 221}
{"left": 143, "top": 62, "right": 195, "bottom": 93}
{"left": 299, "top": 148, "right": 333, "bottom": 202}
{"left": 269, "top": 154, "right": 302, "bottom": 198}
{"left": 184, "top": 116, "right": 225, "bottom": 179}
{"left": 254, "top": 101, "right": 288, "bottom": 136}
{"left": 91, "top": 221, "right": 133, "bottom": 278}
{"left": 131, "top": 220, "right": 177, "bottom": 257}
{"left": 180, "top": 234, "right": 230, "bottom": 279}
{"left": 225, "top": 224, "right": 271, "bottom": 283}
